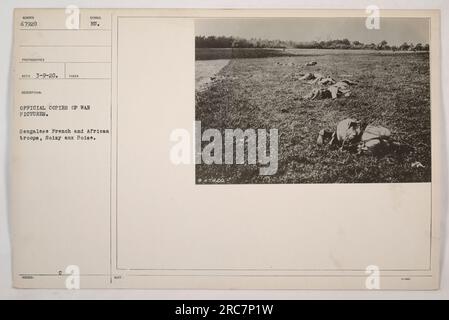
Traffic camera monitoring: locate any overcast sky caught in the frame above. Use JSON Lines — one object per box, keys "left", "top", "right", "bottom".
{"left": 195, "top": 18, "right": 430, "bottom": 46}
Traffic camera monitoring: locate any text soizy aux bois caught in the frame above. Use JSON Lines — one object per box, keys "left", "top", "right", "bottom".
{"left": 18, "top": 128, "right": 109, "bottom": 141}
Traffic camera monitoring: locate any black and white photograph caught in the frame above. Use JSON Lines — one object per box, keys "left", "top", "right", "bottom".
{"left": 195, "top": 17, "right": 431, "bottom": 184}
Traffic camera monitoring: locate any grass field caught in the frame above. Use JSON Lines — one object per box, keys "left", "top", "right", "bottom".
{"left": 195, "top": 48, "right": 297, "bottom": 60}
{"left": 195, "top": 48, "right": 431, "bottom": 184}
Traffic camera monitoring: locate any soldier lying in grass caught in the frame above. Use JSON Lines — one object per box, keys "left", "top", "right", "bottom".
{"left": 317, "top": 118, "right": 393, "bottom": 154}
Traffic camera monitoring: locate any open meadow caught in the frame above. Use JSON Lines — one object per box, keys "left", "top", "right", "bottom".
{"left": 195, "top": 48, "right": 431, "bottom": 184}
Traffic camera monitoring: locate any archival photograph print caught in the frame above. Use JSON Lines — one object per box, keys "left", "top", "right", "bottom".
{"left": 195, "top": 17, "right": 431, "bottom": 184}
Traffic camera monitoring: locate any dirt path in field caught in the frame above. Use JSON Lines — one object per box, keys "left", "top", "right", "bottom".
{"left": 195, "top": 59, "right": 230, "bottom": 92}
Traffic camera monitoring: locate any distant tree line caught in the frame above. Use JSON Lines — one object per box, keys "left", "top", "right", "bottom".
{"left": 195, "top": 36, "right": 430, "bottom": 51}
